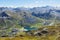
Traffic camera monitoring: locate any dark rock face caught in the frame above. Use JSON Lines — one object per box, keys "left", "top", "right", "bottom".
{"left": 35, "top": 32, "right": 42, "bottom": 36}
{"left": 1, "top": 35, "right": 8, "bottom": 37}
{"left": 41, "top": 30, "right": 48, "bottom": 34}
{"left": 32, "top": 11, "right": 53, "bottom": 20}
{"left": 56, "top": 10, "right": 60, "bottom": 12}
{"left": 0, "top": 12, "right": 9, "bottom": 17}
{"left": 36, "top": 33, "right": 42, "bottom": 36}
{"left": 20, "top": 35, "right": 24, "bottom": 37}
{"left": 11, "top": 28, "right": 19, "bottom": 35}
{"left": 12, "top": 29, "right": 18, "bottom": 32}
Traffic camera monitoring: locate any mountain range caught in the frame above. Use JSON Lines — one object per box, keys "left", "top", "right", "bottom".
{"left": 0, "top": 6, "right": 60, "bottom": 28}
{"left": 0, "top": 6, "right": 60, "bottom": 36}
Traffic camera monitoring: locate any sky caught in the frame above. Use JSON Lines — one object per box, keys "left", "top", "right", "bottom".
{"left": 0, "top": 0, "right": 60, "bottom": 8}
